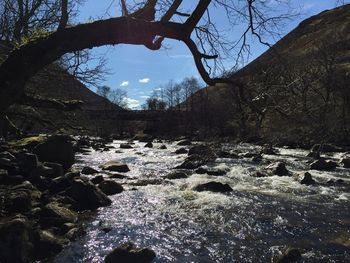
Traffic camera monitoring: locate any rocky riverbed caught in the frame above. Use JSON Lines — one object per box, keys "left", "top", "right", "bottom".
{"left": 1, "top": 135, "right": 350, "bottom": 262}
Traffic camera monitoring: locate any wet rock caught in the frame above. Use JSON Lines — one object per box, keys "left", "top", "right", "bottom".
{"left": 81, "top": 166, "right": 99, "bottom": 175}
{"left": 327, "top": 179, "right": 345, "bottom": 186}
{"left": 193, "top": 182, "right": 233, "bottom": 193}
{"left": 129, "top": 179, "right": 166, "bottom": 186}
{"left": 33, "top": 230, "right": 68, "bottom": 260}
{"left": 188, "top": 145, "right": 213, "bottom": 156}
{"left": 33, "top": 135, "right": 75, "bottom": 169}
{"left": 251, "top": 155, "right": 263, "bottom": 163}
{"left": 251, "top": 171, "right": 268, "bottom": 178}
{"left": 105, "top": 242, "right": 156, "bottom": 263}
{"left": 41, "top": 202, "right": 78, "bottom": 225}
{"left": 310, "top": 159, "right": 337, "bottom": 171}
{"left": 311, "top": 143, "right": 344, "bottom": 153}
{"left": 275, "top": 248, "right": 302, "bottom": 263}
{"left": 265, "top": 162, "right": 290, "bottom": 176}
{"left": 216, "top": 150, "right": 239, "bottom": 159}
{"left": 176, "top": 153, "right": 215, "bottom": 170}
{"left": 66, "top": 227, "right": 86, "bottom": 241}
{"left": 30, "top": 164, "right": 56, "bottom": 179}
{"left": 120, "top": 143, "right": 133, "bottom": 149}
{"left": 0, "top": 151, "right": 15, "bottom": 161}
{"left": 177, "top": 139, "right": 191, "bottom": 146}
{"left": 17, "top": 153, "right": 38, "bottom": 174}
{"left": 340, "top": 158, "right": 350, "bottom": 168}
{"left": 159, "top": 145, "right": 167, "bottom": 149}
{"left": 298, "top": 172, "right": 316, "bottom": 185}
{"left": 0, "top": 214, "right": 32, "bottom": 263}
{"left": 66, "top": 178, "right": 111, "bottom": 211}
{"left": 109, "top": 173, "right": 127, "bottom": 179}
{"left": 261, "top": 144, "right": 278, "bottom": 155}
{"left": 144, "top": 142, "right": 153, "bottom": 148}
{"left": 165, "top": 171, "right": 188, "bottom": 179}
{"left": 98, "top": 180, "right": 124, "bottom": 195}
{"left": 91, "top": 175, "right": 104, "bottom": 184}
{"left": 175, "top": 148, "right": 188, "bottom": 154}
{"left": 100, "top": 161, "right": 130, "bottom": 173}
{"left": 195, "top": 167, "right": 226, "bottom": 176}
{"left": 44, "top": 162, "right": 64, "bottom": 178}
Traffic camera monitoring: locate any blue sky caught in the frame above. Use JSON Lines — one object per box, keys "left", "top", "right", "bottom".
{"left": 76, "top": 0, "right": 348, "bottom": 109}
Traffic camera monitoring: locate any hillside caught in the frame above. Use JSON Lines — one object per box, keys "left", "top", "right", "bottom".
{"left": 189, "top": 4, "right": 350, "bottom": 144}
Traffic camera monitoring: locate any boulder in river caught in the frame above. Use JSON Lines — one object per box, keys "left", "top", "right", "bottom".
{"left": 144, "top": 142, "right": 153, "bottom": 148}
{"left": 159, "top": 145, "right": 167, "bottom": 150}
{"left": 98, "top": 180, "right": 124, "bottom": 195}
{"left": 340, "top": 158, "right": 350, "bottom": 168}
{"left": 188, "top": 145, "right": 214, "bottom": 156}
{"left": 81, "top": 166, "right": 99, "bottom": 175}
{"left": 165, "top": 171, "right": 189, "bottom": 179}
{"left": 100, "top": 161, "right": 130, "bottom": 173}
{"left": 175, "top": 148, "right": 188, "bottom": 154}
{"left": 33, "top": 135, "right": 75, "bottom": 169}
{"left": 66, "top": 178, "right": 111, "bottom": 211}
{"left": 33, "top": 230, "right": 68, "bottom": 260}
{"left": 311, "top": 143, "right": 344, "bottom": 153}
{"left": 105, "top": 242, "right": 156, "bottom": 263}
{"left": 120, "top": 143, "right": 133, "bottom": 149}
{"left": 177, "top": 139, "right": 191, "bottom": 146}
{"left": 310, "top": 159, "right": 337, "bottom": 171}
{"left": 91, "top": 175, "right": 104, "bottom": 184}
{"left": 193, "top": 181, "right": 233, "bottom": 193}
{"left": 298, "top": 172, "right": 316, "bottom": 185}
{"left": 176, "top": 154, "right": 210, "bottom": 169}
{"left": 275, "top": 247, "right": 302, "bottom": 263}
{"left": 265, "top": 162, "right": 290, "bottom": 176}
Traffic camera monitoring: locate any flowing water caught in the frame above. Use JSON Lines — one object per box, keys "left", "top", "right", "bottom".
{"left": 55, "top": 140, "right": 350, "bottom": 262}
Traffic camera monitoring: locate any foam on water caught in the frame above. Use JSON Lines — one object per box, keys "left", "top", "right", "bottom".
{"left": 55, "top": 140, "right": 350, "bottom": 263}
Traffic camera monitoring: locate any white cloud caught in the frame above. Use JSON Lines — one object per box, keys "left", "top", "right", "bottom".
{"left": 123, "top": 97, "right": 140, "bottom": 109}
{"left": 120, "top": 81, "right": 129, "bottom": 87}
{"left": 140, "top": 95, "right": 150, "bottom": 99}
{"left": 139, "top": 78, "right": 150, "bottom": 84}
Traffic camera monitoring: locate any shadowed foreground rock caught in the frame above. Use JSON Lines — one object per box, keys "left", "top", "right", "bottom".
{"left": 105, "top": 242, "right": 156, "bottom": 263}
{"left": 193, "top": 181, "right": 233, "bottom": 193}
{"left": 310, "top": 159, "right": 338, "bottom": 171}
{"left": 275, "top": 248, "right": 302, "bottom": 263}
{"left": 100, "top": 161, "right": 130, "bottom": 173}
{"left": 33, "top": 135, "right": 75, "bottom": 170}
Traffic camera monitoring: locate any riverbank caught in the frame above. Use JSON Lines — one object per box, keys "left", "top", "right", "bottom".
{"left": 1, "top": 134, "right": 350, "bottom": 262}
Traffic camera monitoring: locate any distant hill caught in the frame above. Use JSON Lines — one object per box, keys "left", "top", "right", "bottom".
{"left": 1, "top": 41, "right": 127, "bottom": 135}
{"left": 189, "top": 4, "right": 350, "bottom": 143}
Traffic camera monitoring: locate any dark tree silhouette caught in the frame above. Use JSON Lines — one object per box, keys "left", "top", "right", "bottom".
{"left": 0, "top": 0, "right": 298, "bottom": 113}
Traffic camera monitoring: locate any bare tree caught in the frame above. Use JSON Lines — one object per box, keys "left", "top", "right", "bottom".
{"left": 109, "top": 88, "right": 128, "bottom": 108}
{"left": 0, "top": 0, "right": 304, "bottom": 113}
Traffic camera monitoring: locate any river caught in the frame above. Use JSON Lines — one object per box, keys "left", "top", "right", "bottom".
{"left": 54, "top": 140, "right": 350, "bottom": 262}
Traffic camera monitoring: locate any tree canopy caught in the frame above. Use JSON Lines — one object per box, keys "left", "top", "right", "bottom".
{"left": 0, "top": 0, "right": 336, "bottom": 113}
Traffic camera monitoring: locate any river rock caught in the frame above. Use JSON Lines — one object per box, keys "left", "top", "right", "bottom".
{"left": 41, "top": 202, "right": 78, "bottom": 225}
{"left": 176, "top": 153, "right": 215, "bottom": 170}
{"left": 100, "top": 161, "right": 130, "bottom": 173}
{"left": 216, "top": 150, "right": 239, "bottom": 159}
{"left": 44, "top": 162, "right": 64, "bottom": 178}
{"left": 144, "top": 142, "right": 153, "bottom": 148}
{"left": 251, "top": 171, "right": 269, "bottom": 178}
{"left": 33, "top": 230, "right": 68, "bottom": 260}
{"left": 91, "top": 175, "right": 104, "bottom": 184}
{"left": 0, "top": 151, "right": 15, "bottom": 161}
{"left": 17, "top": 153, "right": 38, "bottom": 174}
{"left": 105, "top": 242, "right": 156, "bottom": 263}
{"left": 275, "top": 248, "right": 302, "bottom": 263}
{"left": 33, "top": 135, "right": 75, "bottom": 170}
{"left": 49, "top": 175, "right": 73, "bottom": 194}
{"left": 193, "top": 182, "right": 233, "bottom": 193}
{"left": 196, "top": 167, "right": 226, "bottom": 176}
{"left": 98, "top": 180, "right": 124, "bottom": 195}
{"left": 120, "top": 143, "right": 133, "bottom": 149}
{"left": 298, "top": 172, "right": 316, "bottom": 185}
{"left": 261, "top": 145, "right": 278, "bottom": 155}
{"left": 188, "top": 145, "right": 213, "bottom": 156}
{"left": 311, "top": 143, "right": 344, "bottom": 153}
{"left": 177, "top": 139, "right": 191, "bottom": 146}
{"left": 340, "top": 158, "right": 350, "bottom": 168}
{"left": 310, "top": 159, "right": 337, "bottom": 171}
{"left": 81, "top": 166, "right": 99, "bottom": 175}
{"left": 0, "top": 214, "right": 32, "bottom": 263}
{"left": 66, "top": 178, "right": 111, "bottom": 211}
{"left": 165, "top": 171, "right": 188, "bottom": 179}
{"left": 175, "top": 148, "right": 188, "bottom": 154}
{"left": 265, "top": 162, "right": 290, "bottom": 176}
{"left": 159, "top": 145, "right": 167, "bottom": 149}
